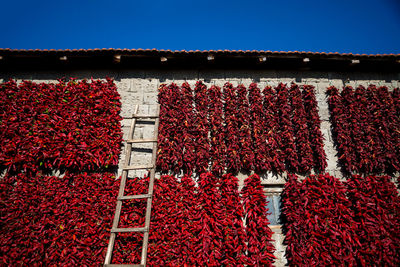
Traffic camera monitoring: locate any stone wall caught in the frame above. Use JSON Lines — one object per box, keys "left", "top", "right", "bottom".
{"left": 2, "top": 68, "right": 399, "bottom": 266}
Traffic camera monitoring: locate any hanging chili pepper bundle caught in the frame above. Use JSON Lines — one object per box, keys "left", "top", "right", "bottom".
{"left": 157, "top": 84, "right": 171, "bottom": 173}
{"left": 236, "top": 84, "right": 255, "bottom": 171}
{"left": 219, "top": 173, "right": 247, "bottom": 266}
{"left": 262, "top": 86, "right": 285, "bottom": 172}
{"left": 302, "top": 84, "right": 327, "bottom": 172}
{"left": 275, "top": 83, "right": 298, "bottom": 172}
{"left": 393, "top": 87, "right": 400, "bottom": 116}
{"left": 223, "top": 82, "right": 241, "bottom": 173}
{"left": 147, "top": 175, "right": 182, "bottom": 266}
{"left": 328, "top": 84, "right": 400, "bottom": 174}
{"left": 177, "top": 175, "right": 199, "bottom": 265}
{"left": 352, "top": 86, "right": 375, "bottom": 173}
{"left": 208, "top": 85, "right": 226, "bottom": 176}
{"left": 282, "top": 173, "right": 359, "bottom": 266}
{"left": 327, "top": 86, "right": 353, "bottom": 173}
{"left": 193, "top": 81, "right": 210, "bottom": 175}
{"left": 376, "top": 86, "right": 400, "bottom": 172}
{"left": 346, "top": 175, "right": 400, "bottom": 266}
{"left": 281, "top": 174, "right": 304, "bottom": 264}
{"left": 241, "top": 174, "right": 275, "bottom": 266}
{"left": 392, "top": 87, "right": 400, "bottom": 163}
{"left": 289, "top": 83, "right": 314, "bottom": 173}
{"left": 194, "top": 172, "right": 224, "bottom": 266}
{"left": 0, "top": 173, "right": 120, "bottom": 266}
{"left": 248, "top": 83, "right": 270, "bottom": 172}
{"left": 341, "top": 86, "right": 361, "bottom": 173}
{"left": 169, "top": 83, "right": 185, "bottom": 174}
{"left": 0, "top": 78, "right": 122, "bottom": 175}
{"left": 364, "top": 85, "right": 386, "bottom": 172}
{"left": 156, "top": 83, "right": 184, "bottom": 174}
{"left": 181, "top": 82, "right": 196, "bottom": 175}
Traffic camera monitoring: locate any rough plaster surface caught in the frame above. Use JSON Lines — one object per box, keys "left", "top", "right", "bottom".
{"left": 2, "top": 69, "right": 399, "bottom": 266}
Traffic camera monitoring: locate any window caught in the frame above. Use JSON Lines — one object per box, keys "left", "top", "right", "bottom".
{"left": 266, "top": 194, "right": 281, "bottom": 225}
{"left": 264, "top": 186, "right": 283, "bottom": 226}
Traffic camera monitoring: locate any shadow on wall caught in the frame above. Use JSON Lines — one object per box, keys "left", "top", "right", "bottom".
{"left": 0, "top": 69, "right": 399, "bottom": 87}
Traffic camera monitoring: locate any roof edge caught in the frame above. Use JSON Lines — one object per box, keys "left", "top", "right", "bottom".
{"left": 0, "top": 48, "right": 399, "bottom": 58}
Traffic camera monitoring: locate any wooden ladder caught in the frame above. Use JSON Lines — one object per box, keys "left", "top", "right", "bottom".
{"left": 104, "top": 104, "right": 160, "bottom": 267}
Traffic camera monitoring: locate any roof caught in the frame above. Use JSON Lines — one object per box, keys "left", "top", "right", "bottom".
{"left": 1, "top": 48, "right": 400, "bottom": 57}
{"left": 1, "top": 48, "right": 399, "bottom": 71}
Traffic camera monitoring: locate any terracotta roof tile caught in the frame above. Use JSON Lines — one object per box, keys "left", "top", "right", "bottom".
{"left": 0, "top": 48, "right": 399, "bottom": 58}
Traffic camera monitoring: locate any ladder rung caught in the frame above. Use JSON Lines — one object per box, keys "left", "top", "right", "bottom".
{"left": 111, "top": 227, "right": 148, "bottom": 233}
{"left": 132, "top": 114, "right": 158, "bottom": 119}
{"left": 105, "top": 264, "right": 144, "bottom": 267}
{"left": 118, "top": 194, "right": 152, "bottom": 200}
{"left": 123, "top": 165, "right": 154, "bottom": 170}
{"left": 127, "top": 139, "right": 157, "bottom": 143}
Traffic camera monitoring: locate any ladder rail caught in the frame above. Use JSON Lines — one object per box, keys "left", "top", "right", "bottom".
{"left": 140, "top": 105, "right": 159, "bottom": 266}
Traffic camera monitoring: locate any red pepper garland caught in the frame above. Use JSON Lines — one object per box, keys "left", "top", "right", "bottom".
{"left": 0, "top": 79, "right": 122, "bottom": 175}
{"left": 393, "top": 87, "right": 400, "bottom": 116}
{"left": 208, "top": 85, "right": 227, "bottom": 176}
{"left": 392, "top": 88, "right": 400, "bottom": 161}
{"left": 369, "top": 85, "right": 397, "bottom": 172}
{"left": 169, "top": 83, "right": 185, "bottom": 174}
{"left": 248, "top": 83, "right": 270, "bottom": 172}
{"left": 181, "top": 82, "right": 196, "bottom": 175}
{"left": 341, "top": 86, "right": 361, "bottom": 173}
{"left": 194, "top": 172, "right": 224, "bottom": 265}
{"left": 241, "top": 174, "right": 275, "bottom": 266}
{"left": 177, "top": 175, "right": 198, "bottom": 265}
{"left": 156, "top": 84, "right": 170, "bottom": 173}
{"left": 346, "top": 175, "right": 400, "bottom": 266}
{"left": 219, "top": 173, "right": 247, "bottom": 265}
{"left": 302, "top": 85, "right": 327, "bottom": 172}
{"left": 193, "top": 81, "right": 210, "bottom": 175}
{"left": 236, "top": 84, "right": 255, "bottom": 171}
{"left": 281, "top": 174, "right": 303, "bottom": 264}
{"left": 328, "top": 84, "right": 400, "bottom": 174}
{"left": 376, "top": 86, "right": 400, "bottom": 172}
{"left": 262, "top": 86, "right": 285, "bottom": 172}
{"left": 223, "top": 82, "right": 241, "bottom": 173}
{"left": 157, "top": 82, "right": 328, "bottom": 174}
{"left": 147, "top": 175, "right": 182, "bottom": 266}
{"left": 275, "top": 83, "right": 299, "bottom": 172}
{"left": 289, "top": 83, "right": 314, "bottom": 173}
{"left": 282, "top": 173, "right": 359, "bottom": 266}
{"left": 365, "top": 85, "right": 386, "bottom": 172}
{"left": 353, "top": 86, "right": 377, "bottom": 173}
{"left": 327, "top": 86, "right": 354, "bottom": 173}
{"left": 157, "top": 83, "right": 184, "bottom": 174}
{"left": 0, "top": 173, "right": 119, "bottom": 266}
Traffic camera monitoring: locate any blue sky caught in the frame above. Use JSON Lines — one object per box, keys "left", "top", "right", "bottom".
{"left": 1, "top": 0, "right": 399, "bottom": 54}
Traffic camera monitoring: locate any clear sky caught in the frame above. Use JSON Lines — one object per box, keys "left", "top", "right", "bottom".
{"left": 1, "top": 0, "right": 399, "bottom": 54}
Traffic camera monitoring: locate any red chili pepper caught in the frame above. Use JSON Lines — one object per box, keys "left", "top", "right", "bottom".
{"left": 327, "top": 84, "right": 399, "bottom": 174}
{"left": 302, "top": 84, "right": 327, "bottom": 172}
{"left": 0, "top": 78, "right": 122, "bottom": 175}
{"left": 236, "top": 84, "right": 255, "bottom": 171}
{"left": 346, "top": 174, "right": 400, "bottom": 266}
{"left": 241, "top": 174, "right": 275, "bottom": 266}
{"left": 223, "top": 82, "right": 241, "bottom": 173}
{"left": 282, "top": 173, "right": 361, "bottom": 266}
{"left": 208, "top": 85, "right": 226, "bottom": 176}
{"left": 248, "top": 83, "right": 270, "bottom": 172}
{"left": 289, "top": 83, "right": 314, "bottom": 172}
